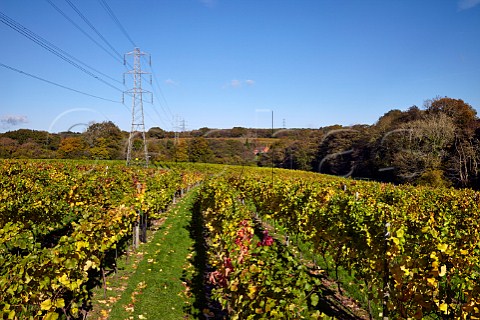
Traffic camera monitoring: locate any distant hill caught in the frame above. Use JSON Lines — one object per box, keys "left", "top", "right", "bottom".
{"left": 2, "top": 97, "right": 480, "bottom": 189}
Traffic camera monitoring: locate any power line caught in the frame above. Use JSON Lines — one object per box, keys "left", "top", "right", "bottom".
{"left": 64, "top": 0, "right": 123, "bottom": 61}
{"left": 140, "top": 57, "right": 175, "bottom": 127}
{"left": 0, "top": 11, "right": 124, "bottom": 92}
{"left": 98, "top": 0, "right": 136, "bottom": 48}
{"left": 0, "top": 62, "right": 120, "bottom": 103}
{"left": 124, "top": 47, "right": 150, "bottom": 167}
{"left": 45, "top": 0, "right": 123, "bottom": 65}
{"left": 62, "top": 0, "right": 134, "bottom": 73}
{"left": 149, "top": 65, "right": 175, "bottom": 119}
{"left": 91, "top": 1, "right": 173, "bottom": 130}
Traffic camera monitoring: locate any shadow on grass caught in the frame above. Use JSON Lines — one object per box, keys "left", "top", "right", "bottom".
{"left": 183, "top": 201, "right": 228, "bottom": 319}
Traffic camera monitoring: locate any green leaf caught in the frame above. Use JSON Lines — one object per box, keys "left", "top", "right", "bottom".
{"left": 310, "top": 293, "right": 319, "bottom": 307}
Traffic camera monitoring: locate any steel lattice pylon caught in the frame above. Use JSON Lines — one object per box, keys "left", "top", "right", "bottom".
{"left": 124, "top": 47, "right": 151, "bottom": 167}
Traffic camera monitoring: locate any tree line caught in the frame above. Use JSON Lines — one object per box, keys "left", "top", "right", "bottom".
{"left": 1, "top": 96, "right": 479, "bottom": 188}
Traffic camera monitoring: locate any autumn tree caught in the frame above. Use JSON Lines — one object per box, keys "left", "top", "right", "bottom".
{"left": 208, "top": 139, "right": 255, "bottom": 165}
{"left": 2, "top": 129, "right": 49, "bottom": 145}
{"left": 83, "top": 121, "right": 124, "bottom": 159}
{"left": 313, "top": 126, "right": 361, "bottom": 177}
{"left": 422, "top": 97, "right": 479, "bottom": 187}
{"left": 0, "top": 137, "right": 18, "bottom": 158}
{"left": 58, "top": 137, "right": 87, "bottom": 159}
{"left": 392, "top": 113, "right": 455, "bottom": 186}
{"left": 13, "top": 142, "right": 48, "bottom": 159}
{"left": 188, "top": 137, "right": 213, "bottom": 163}
{"left": 174, "top": 140, "right": 189, "bottom": 162}
{"left": 425, "top": 97, "right": 477, "bottom": 134}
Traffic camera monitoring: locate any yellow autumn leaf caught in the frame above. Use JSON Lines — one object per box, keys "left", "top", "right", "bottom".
{"left": 75, "top": 241, "right": 88, "bottom": 251}
{"left": 392, "top": 237, "right": 400, "bottom": 245}
{"left": 437, "top": 243, "right": 448, "bottom": 252}
{"left": 460, "top": 249, "right": 468, "bottom": 255}
{"left": 59, "top": 274, "right": 70, "bottom": 286}
{"left": 231, "top": 279, "right": 239, "bottom": 292}
{"left": 432, "top": 260, "right": 439, "bottom": 270}
{"left": 439, "top": 265, "right": 447, "bottom": 277}
{"left": 44, "top": 312, "right": 59, "bottom": 320}
{"left": 439, "top": 302, "right": 448, "bottom": 313}
{"left": 40, "top": 299, "right": 52, "bottom": 310}
{"left": 54, "top": 298, "right": 65, "bottom": 308}
{"left": 427, "top": 278, "right": 437, "bottom": 286}
{"left": 83, "top": 260, "right": 95, "bottom": 271}
{"left": 248, "top": 285, "right": 257, "bottom": 299}
{"left": 396, "top": 228, "right": 404, "bottom": 238}
{"left": 400, "top": 265, "right": 410, "bottom": 276}
{"left": 249, "top": 264, "right": 260, "bottom": 273}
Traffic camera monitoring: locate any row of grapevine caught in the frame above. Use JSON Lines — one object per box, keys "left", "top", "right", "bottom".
{"left": 195, "top": 179, "right": 329, "bottom": 319}
{"left": 222, "top": 168, "right": 480, "bottom": 319}
{"left": 0, "top": 160, "right": 203, "bottom": 319}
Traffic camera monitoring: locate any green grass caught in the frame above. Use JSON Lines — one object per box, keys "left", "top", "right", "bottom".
{"left": 92, "top": 189, "right": 199, "bottom": 320}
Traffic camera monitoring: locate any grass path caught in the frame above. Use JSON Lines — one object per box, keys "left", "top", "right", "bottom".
{"left": 89, "top": 187, "right": 368, "bottom": 320}
{"left": 91, "top": 189, "right": 198, "bottom": 320}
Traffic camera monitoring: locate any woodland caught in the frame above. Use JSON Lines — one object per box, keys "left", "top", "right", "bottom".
{"left": 1, "top": 96, "right": 479, "bottom": 189}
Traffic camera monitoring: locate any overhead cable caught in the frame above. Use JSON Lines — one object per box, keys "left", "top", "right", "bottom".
{"left": 98, "top": 0, "right": 136, "bottom": 48}
{"left": 0, "top": 62, "right": 120, "bottom": 103}
{"left": 45, "top": 0, "right": 123, "bottom": 65}
{"left": 0, "top": 11, "right": 125, "bottom": 92}
{"left": 64, "top": 0, "right": 123, "bottom": 60}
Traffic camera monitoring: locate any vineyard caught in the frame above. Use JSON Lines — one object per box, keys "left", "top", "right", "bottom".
{"left": 2, "top": 160, "right": 480, "bottom": 319}
{"left": 0, "top": 160, "right": 204, "bottom": 319}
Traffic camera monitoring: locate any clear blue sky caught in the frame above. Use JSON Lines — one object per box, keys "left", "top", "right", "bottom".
{"left": 1, "top": 0, "right": 479, "bottom": 133}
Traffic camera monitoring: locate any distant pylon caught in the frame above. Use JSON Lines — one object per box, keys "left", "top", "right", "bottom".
{"left": 123, "top": 47, "right": 152, "bottom": 167}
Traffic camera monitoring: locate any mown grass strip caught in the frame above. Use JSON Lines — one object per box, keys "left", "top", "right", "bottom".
{"left": 105, "top": 189, "right": 198, "bottom": 320}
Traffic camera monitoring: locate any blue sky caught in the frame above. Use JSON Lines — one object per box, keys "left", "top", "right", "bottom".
{"left": 1, "top": 0, "right": 479, "bottom": 133}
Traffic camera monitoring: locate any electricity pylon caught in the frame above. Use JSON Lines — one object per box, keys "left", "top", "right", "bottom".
{"left": 123, "top": 47, "right": 152, "bottom": 167}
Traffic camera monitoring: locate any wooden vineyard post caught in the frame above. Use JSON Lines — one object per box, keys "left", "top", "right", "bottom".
{"left": 133, "top": 212, "right": 140, "bottom": 250}
{"left": 383, "top": 222, "right": 390, "bottom": 320}
{"left": 140, "top": 211, "right": 147, "bottom": 243}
